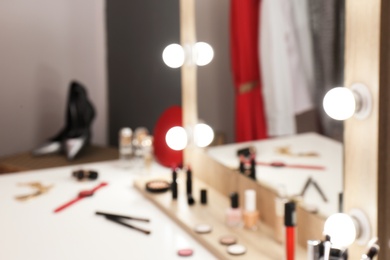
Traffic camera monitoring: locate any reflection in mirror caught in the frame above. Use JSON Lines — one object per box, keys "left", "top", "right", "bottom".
{"left": 195, "top": 0, "right": 345, "bottom": 218}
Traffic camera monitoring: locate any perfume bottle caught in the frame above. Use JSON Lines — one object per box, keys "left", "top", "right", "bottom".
{"left": 119, "top": 127, "right": 133, "bottom": 168}
{"left": 243, "top": 189, "right": 259, "bottom": 230}
{"left": 226, "top": 192, "right": 242, "bottom": 227}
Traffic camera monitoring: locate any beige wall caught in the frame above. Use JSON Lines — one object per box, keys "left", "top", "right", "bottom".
{"left": 0, "top": 0, "right": 107, "bottom": 157}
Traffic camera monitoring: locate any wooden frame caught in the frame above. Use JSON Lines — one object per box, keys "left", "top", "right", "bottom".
{"left": 181, "top": 0, "right": 390, "bottom": 258}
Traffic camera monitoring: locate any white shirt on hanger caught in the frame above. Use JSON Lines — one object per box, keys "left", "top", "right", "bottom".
{"left": 259, "top": 0, "right": 315, "bottom": 136}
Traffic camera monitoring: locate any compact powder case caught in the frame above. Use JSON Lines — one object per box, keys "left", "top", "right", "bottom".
{"left": 145, "top": 180, "right": 170, "bottom": 193}
{"left": 227, "top": 244, "right": 247, "bottom": 255}
{"left": 177, "top": 248, "right": 193, "bottom": 257}
{"left": 194, "top": 224, "right": 213, "bottom": 234}
{"left": 219, "top": 235, "right": 237, "bottom": 246}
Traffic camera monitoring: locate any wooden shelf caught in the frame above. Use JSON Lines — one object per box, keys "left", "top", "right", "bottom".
{"left": 0, "top": 145, "right": 118, "bottom": 174}
{"left": 134, "top": 171, "right": 307, "bottom": 259}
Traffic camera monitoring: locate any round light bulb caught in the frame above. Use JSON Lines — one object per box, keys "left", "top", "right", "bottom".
{"left": 323, "top": 213, "right": 356, "bottom": 249}
{"left": 193, "top": 123, "right": 214, "bottom": 148}
{"left": 165, "top": 126, "right": 188, "bottom": 150}
{"left": 323, "top": 87, "right": 356, "bottom": 120}
{"left": 162, "top": 44, "right": 185, "bottom": 68}
{"left": 193, "top": 42, "right": 214, "bottom": 66}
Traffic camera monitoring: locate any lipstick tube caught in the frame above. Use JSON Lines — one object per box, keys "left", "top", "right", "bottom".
{"left": 186, "top": 167, "right": 192, "bottom": 196}
{"left": 171, "top": 168, "right": 178, "bottom": 199}
{"left": 284, "top": 201, "right": 296, "bottom": 260}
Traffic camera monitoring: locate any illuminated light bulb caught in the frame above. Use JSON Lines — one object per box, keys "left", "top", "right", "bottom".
{"left": 165, "top": 126, "right": 188, "bottom": 150}
{"left": 193, "top": 42, "right": 214, "bottom": 66}
{"left": 323, "top": 213, "right": 356, "bottom": 249}
{"left": 323, "top": 83, "right": 372, "bottom": 121}
{"left": 193, "top": 123, "right": 214, "bottom": 147}
{"left": 162, "top": 44, "right": 185, "bottom": 68}
{"left": 323, "top": 87, "right": 356, "bottom": 120}
{"left": 323, "top": 209, "right": 371, "bottom": 249}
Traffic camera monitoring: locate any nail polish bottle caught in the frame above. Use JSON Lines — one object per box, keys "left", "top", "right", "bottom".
{"left": 243, "top": 189, "right": 259, "bottom": 230}
{"left": 226, "top": 192, "right": 242, "bottom": 227}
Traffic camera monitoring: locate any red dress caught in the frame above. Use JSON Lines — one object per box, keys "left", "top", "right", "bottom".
{"left": 230, "top": 0, "right": 267, "bottom": 142}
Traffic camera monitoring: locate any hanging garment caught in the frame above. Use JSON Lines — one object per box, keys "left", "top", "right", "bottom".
{"left": 259, "top": 0, "right": 315, "bottom": 137}
{"left": 230, "top": 0, "right": 267, "bottom": 142}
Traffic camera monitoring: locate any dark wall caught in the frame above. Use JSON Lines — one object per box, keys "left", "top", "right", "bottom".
{"left": 107, "top": 0, "right": 181, "bottom": 146}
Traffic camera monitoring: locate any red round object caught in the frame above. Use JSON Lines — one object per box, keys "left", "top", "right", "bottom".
{"left": 153, "top": 106, "right": 183, "bottom": 168}
{"left": 177, "top": 248, "right": 193, "bottom": 257}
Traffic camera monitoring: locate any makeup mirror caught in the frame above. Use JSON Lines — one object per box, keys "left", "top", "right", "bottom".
{"left": 193, "top": 0, "right": 346, "bottom": 219}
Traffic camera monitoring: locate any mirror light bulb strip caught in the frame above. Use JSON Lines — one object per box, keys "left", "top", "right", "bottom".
{"left": 162, "top": 42, "right": 213, "bottom": 68}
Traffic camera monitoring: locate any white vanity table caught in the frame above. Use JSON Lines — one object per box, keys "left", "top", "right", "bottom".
{"left": 0, "top": 161, "right": 215, "bottom": 260}
{"left": 0, "top": 133, "right": 339, "bottom": 259}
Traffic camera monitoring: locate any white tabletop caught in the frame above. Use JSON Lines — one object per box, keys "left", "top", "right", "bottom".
{"left": 207, "top": 132, "right": 343, "bottom": 217}
{"left": 0, "top": 160, "right": 216, "bottom": 260}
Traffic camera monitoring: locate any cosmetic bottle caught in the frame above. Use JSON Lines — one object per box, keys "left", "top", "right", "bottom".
{"left": 307, "top": 240, "right": 321, "bottom": 260}
{"left": 119, "top": 127, "right": 133, "bottom": 168}
{"left": 171, "top": 168, "right": 178, "bottom": 199}
{"left": 226, "top": 192, "right": 242, "bottom": 227}
{"left": 200, "top": 189, "right": 207, "bottom": 205}
{"left": 285, "top": 201, "right": 296, "bottom": 260}
{"left": 186, "top": 166, "right": 192, "bottom": 196}
{"left": 243, "top": 189, "right": 259, "bottom": 230}
{"left": 274, "top": 196, "right": 287, "bottom": 243}
{"left": 274, "top": 185, "right": 287, "bottom": 243}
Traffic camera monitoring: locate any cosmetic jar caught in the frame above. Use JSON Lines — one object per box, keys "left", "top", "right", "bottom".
{"left": 227, "top": 244, "right": 246, "bottom": 255}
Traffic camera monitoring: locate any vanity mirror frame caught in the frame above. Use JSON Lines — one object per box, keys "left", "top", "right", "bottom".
{"left": 179, "top": 0, "right": 325, "bottom": 251}
{"left": 181, "top": 0, "right": 390, "bottom": 259}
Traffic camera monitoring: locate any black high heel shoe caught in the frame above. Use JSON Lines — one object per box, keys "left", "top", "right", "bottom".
{"left": 32, "top": 81, "right": 95, "bottom": 160}
{"left": 63, "top": 82, "right": 95, "bottom": 160}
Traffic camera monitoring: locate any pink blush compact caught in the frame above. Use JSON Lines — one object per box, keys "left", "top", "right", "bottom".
{"left": 177, "top": 248, "right": 193, "bottom": 257}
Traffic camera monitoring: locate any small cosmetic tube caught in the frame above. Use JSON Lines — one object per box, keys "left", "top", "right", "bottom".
{"left": 307, "top": 240, "right": 321, "bottom": 260}
{"left": 171, "top": 168, "right": 178, "bottom": 199}
{"left": 226, "top": 192, "right": 242, "bottom": 227}
{"left": 200, "top": 189, "right": 207, "bottom": 205}
{"left": 249, "top": 156, "right": 256, "bottom": 180}
{"left": 187, "top": 194, "right": 195, "bottom": 205}
{"left": 243, "top": 189, "right": 259, "bottom": 230}
{"left": 285, "top": 201, "right": 296, "bottom": 260}
{"left": 186, "top": 167, "right": 192, "bottom": 196}
{"left": 274, "top": 197, "right": 287, "bottom": 243}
